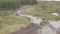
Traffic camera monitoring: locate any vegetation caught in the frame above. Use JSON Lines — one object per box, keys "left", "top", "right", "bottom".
{"left": 0, "top": 0, "right": 37, "bottom": 10}
{"left": 0, "top": 0, "right": 20, "bottom": 10}
{"left": 21, "top": 1, "right": 60, "bottom": 21}
{"left": 0, "top": 10, "right": 30, "bottom": 34}
{"left": 20, "top": 0, "right": 37, "bottom": 5}
{"left": 0, "top": 0, "right": 37, "bottom": 34}
{"left": 0, "top": 1, "right": 60, "bottom": 34}
{"left": 40, "top": 18, "right": 48, "bottom": 26}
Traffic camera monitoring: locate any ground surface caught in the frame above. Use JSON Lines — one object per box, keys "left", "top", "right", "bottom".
{"left": 21, "top": 1, "right": 60, "bottom": 21}
{"left": 0, "top": 10, "right": 30, "bottom": 34}
{"left": 0, "top": 1, "right": 60, "bottom": 34}
{"left": 12, "top": 23, "right": 56, "bottom": 34}
{"left": 39, "top": 26, "right": 56, "bottom": 34}
{"left": 12, "top": 23, "right": 41, "bottom": 34}
{"left": 12, "top": 6, "right": 57, "bottom": 34}
{"left": 11, "top": 2, "right": 60, "bottom": 34}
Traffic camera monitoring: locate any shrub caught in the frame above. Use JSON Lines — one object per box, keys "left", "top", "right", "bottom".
{"left": 20, "top": 0, "right": 37, "bottom": 5}
{"left": 0, "top": 0, "right": 37, "bottom": 10}
{"left": 0, "top": 0, "right": 20, "bottom": 10}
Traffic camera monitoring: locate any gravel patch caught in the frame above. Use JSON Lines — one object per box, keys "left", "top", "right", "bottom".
{"left": 38, "top": 26, "right": 56, "bottom": 34}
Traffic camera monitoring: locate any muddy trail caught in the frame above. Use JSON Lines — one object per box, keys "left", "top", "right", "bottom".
{"left": 12, "top": 23, "right": 41, "bottom": 34}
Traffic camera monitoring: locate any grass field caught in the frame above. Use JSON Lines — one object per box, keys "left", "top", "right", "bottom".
{"left": 0, "top": 10, "right": 30, "bottom": 34}
{"left": 21, "top": 1, "right": 60, "bottom": 21}
{"left": 0, "top": 1, "right": 60, "bottom": 34}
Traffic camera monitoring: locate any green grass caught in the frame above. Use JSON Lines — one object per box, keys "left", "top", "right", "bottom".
{"left": 21, "top": 1, "right": 60, "bottom": 26}
{"left": 21, "top": 1, "right": 60, "bottom": 21}
{"left": 40, "top": 18, "right": 48, "bottom": 26}
{"left": 0, "top": 10, "right": 30, "bottom": 34}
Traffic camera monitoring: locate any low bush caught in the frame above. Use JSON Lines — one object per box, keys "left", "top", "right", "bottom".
{"left": 0, "top": 0, "right": 37, "bottom": 10}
